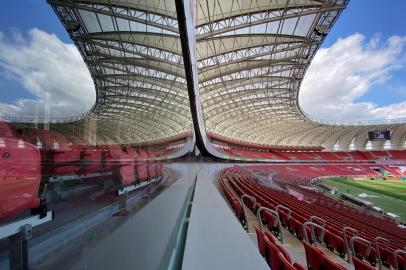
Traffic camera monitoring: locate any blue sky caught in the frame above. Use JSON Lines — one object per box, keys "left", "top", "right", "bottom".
{"left": 0, "top": 1, "right": 70, "bottom": 42}
{"left": 323, "top": 1, "right": 406, "bottom": 47}
{"left": 0, "top": 1, "right": 405, "bottom": 121}
{"left": 0, "top": 0, "right": 94, "bottom": 119}
{"left": 320, "top": 0, "right": 406, "bottom": 109}
{"left": 0, "top": 0, "right": 70, "bottom": 104}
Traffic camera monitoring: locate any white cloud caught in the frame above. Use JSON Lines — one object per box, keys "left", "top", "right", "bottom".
{"left": 0, "top": 28, "right": 95, "bottom": 120}
{"left": 299, "top": 33, "right": 406, "bottom": 122}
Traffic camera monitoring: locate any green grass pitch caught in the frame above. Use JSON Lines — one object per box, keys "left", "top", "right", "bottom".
{"left": 323, "top": 178, "right": 406, "bottom": 222}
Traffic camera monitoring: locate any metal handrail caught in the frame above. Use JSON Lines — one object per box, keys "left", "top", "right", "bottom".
{"left": 276, "top": 205, "right": 291, "bottom": 219}
{"left": 350, "top": 236, "right": 372, "bottom": 260}
{"left": 256, "top": 206, "right": 283, "bottom": 243}
{"left": 343, "top": 227, "right": 358, "bottom": 261}
{"left": 310, "top": 216, "right": 326, "bottom": 228}
{"left": 393, "top": 250, "right": 406, "bottom": 270}
{"left": 240, "top": 194, "right": 256, "bottom": 230}
{"left": 303, "top": 221, "right": 325, "bottom": 247}
{"left": 375, "top": 236, "right": 390, "bottom": 270}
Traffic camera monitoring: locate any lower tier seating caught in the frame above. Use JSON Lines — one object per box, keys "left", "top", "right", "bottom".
{"left": 219, "top": 167, "right": 406, "bottom": 270}
{"left": 254, "top": 224, "right": 306, "bottom": 270}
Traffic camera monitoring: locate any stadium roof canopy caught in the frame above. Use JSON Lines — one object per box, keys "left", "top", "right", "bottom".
{"left": 43, "top": 0, "right": 406, "bottom": 151}
{"left": 49, "top": 0, "right": 192, "bottom": 144}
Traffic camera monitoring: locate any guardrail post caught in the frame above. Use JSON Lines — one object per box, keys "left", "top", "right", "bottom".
{"left": 256, "top": 206, "right": 283, "bottom": 243}
{"left": 375, "top": 236, "right": 390, "bottom": 270}
{"left": 0, "top": 211, "right": 53, "bottom": 270}
{"left": 393, "top": 250, "right": 406, "bottom": 270}
{"left": 276, "top": 205, "right": 291, "bottom": 219}
{"left": 9, "top": 224, "right": 32, "bottom": 270}
{"left": 343, "top": 226, "right": 358, "bottom": 262}
{"left": 240, "top": 194, "right": 256, "bottom": 231}
{"left": 114, "top": 190, "right": 129, "bottom": 216}
{"left": 349, "top": 236, "right": 372, "bottom": 264}
{"left": 302, "top": 221, "right": 325, "bottom": 247}
{"left": 309, "top": 216, "right": 325, "bottom": 227}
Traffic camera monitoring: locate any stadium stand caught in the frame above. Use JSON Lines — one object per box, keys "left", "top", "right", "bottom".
{"left": 254, "top": 224, "right": 306, "bottom": 270}
{"left": 0, "top": 120, "right": 182, "bottom": 220}
{"left": 2, "top": 0, "right": 406, "bottom": 269}
{"left": 218, "top": 145, "right": 406, "bottom": 162}
{"left": 303, "top": 241, "right": 346, "bottom": 270}
{"left": 0, "top": 120, "right": 41, "bottom": 219}
{"left": 220, "top": 166, "right": 406, "bottom": 270}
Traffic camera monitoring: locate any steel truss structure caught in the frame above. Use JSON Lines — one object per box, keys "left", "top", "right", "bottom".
{"left": 48, "top": 0, "right": 192, "bottom": 144}
{"left": 44, "top": 0, "right": 406, "bottom": 151}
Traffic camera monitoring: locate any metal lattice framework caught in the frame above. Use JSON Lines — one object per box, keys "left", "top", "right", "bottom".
{"left": 48, "top": 0, "right": 192, "bottom": 144}
{"left": 44, "top": 0, "right": 406, "bottom": 151}
{"left": 195, "top": 0, "right": 406, "bottom": 151}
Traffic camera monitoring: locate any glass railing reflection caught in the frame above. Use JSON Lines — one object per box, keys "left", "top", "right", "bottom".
{"left": 0, "top": 118, "right": 191, "bottom": 222}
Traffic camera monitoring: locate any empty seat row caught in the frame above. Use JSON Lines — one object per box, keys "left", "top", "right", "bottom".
{"left": 254, "top": 224, "right": 306, "bottom": 270}
{"left": 254, "top": 222, "right": 348, "bottom": 270}
{"left": 217, "top": 145, "right": 406, "bottom": 162}
{"left": 0, "top": 120, "right": 166, "bottom": 220}
{"left": 220, "top": 167, "right": 406, "bottom": 269}
{"left": 303, "top": 241, "right": 346, "bottom": 270}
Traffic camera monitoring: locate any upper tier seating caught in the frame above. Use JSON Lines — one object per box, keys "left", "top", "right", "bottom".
{"left": 233, "top": 164, "right": 388, "bottom": 188}
{"left": 389, "top": 150, "right": 406, "bottom": 160}
{"left": 218, "top": 144, "right": 406, "bottom": 162}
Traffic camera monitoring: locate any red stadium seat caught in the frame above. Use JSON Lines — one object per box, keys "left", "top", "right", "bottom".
{"left": 264, "top": 231, "right": 278, "bottom": 245}
{"left": 52, "top": 144, "right": 82, "bottom": 175}
{"left": 264, "top": 237, "right": 305, "bottom": 270}
{"left": 254, "top": 224, "right": 267, "bottom": 256}
{"left": 145, "top": 151, "right": 157, "bottom": 178}
{"left": 324, "top": 230, "right": 346, "bottom": 257}
{"left": 352, "top": 238, "right": 377, "bottom": 265}
{"left": 388, "top": 252, "right": 406, "bottom": 270}
{"left": 264, "top": 211, "right": 280, "bottom": 233}
{"left": 303, "top": 241, "right": 325, "bottom": 270}
{"left": 265, "top": 238, "right": 292, "bottom": 266}
{"left": 220, "top": 166, "right": 406, "bottom": 270}
{"left": 288, "top": 218, "right": 305, "bottom": 240}
{"left": 321, "top": 254, "right": 347, "bottom": 270}
{"left": 81, "top": 145, "right": 104, "bottom": 174}
{"left": 304, "top": 241, "right": 347, "bottom": 270}
{"left": 292, "top": 262, "right": 306, "bottom": 270}
{"left": 117, "top": 147, "right": 136, "bottom": 186}
{"left": 275, "top": 251, "right": 307, "bottom": 270}
{"left": 136, "top": 150, "right": 150, "bottom": 183}
{"left": 353, "top": 257, "right": 376, "bottom": 270}
{"left": 0, "top": 121, "right": 41, "bottom": 219}
{"left": 277, "top": 209, "right": 290, "bottom": 227}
